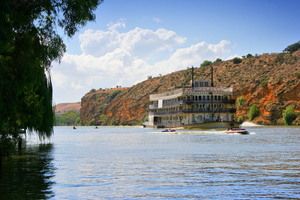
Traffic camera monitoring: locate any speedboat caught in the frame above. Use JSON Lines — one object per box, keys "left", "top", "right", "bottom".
{"left": 225, "top": 128, "right": 249, "bottom": 135}
{"left": 162, "top": 129, "right": 176, "bottom": 132}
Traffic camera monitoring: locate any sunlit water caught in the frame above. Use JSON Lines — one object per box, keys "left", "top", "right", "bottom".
{"left": 1, "top": 126, "right": 300, "bottom": 199}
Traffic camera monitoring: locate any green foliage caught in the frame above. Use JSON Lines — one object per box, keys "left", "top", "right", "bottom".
{"left": 109, "top": 117, "right": 115, "bottom": 126}
{"left": 89, "top": 119, "right": 95, "bottom": 126}
{"left": 237, "top": 96, "right": 246, "bottom": 109}
{"left": 201, "top": 60, "right": 212, "bottom": 67}
{"left": 182, "top": 69, "right": 191, "bottom": 86}
{"left": 0, "top": 0, "right": 101, "bottom": 158}
{"left": 296, "top": 73, "right": 300, "bottom": 78}
{"left": 147, "top": 75, "right": 153, "bottom": 79}
{"left": 249, "top": 104, "right": 259, "bottom": 121}
{"left": 100, "top": 114, "right": 109, "bottom": 124}
{"left": 232, "top": 57, "right": 242, "bottom": 64}
{"left": 237, "top": 116, "right": 245, "bottom": 124}
{"left": 282, "top": 106, "right": 297, "bottom": 125}
{"left": 55, "top": 110, "right": 80, "bottom": 126}
{"left": 275, "top": 53, "right": 285, "bottom": 64}
{"left": 261, "top": 76, "right": 269, "bottom": 88}
{"left": 89, "top": 89, "right": 96, "bottom": 93}
{"left": 284, "top": 41, "right": 300, "bottom": 53}
{"left": 144, "top": 115, "right": 149, "bottom": 122}
{"left": 110, "top": 90, "right": 121, "bottom": 100}
{"left": 213, "top": 58, "right": 222, "bottom": 64}
{"left": 246, "top": 54, "right": 253, "bottom": 58}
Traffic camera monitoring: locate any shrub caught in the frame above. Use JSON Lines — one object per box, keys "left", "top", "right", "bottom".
{"left": 275, "top": 53, "right": 285, "bottom": 64}
{"left": 232, "top": 57, "right": 242, "bottom": 64}
{"left": 261, "top": 76, "right": 269, "bottom": 88}
{"left": 110, "top": 90, "right": 121, "bottom": 99}
{"left": 237, "top": 116, "right": 245, "bottom": 124}
{"left": 89, "top": 119, "right": 95, "bottom": 126}
{"left": 246, "top": 53, "right": 253, "bottom": 58}
{"left": 282, "top": 106, "right": 297, "bottom": 125}
{"left": 89, "top": 89, "right": 96, "bottom": 93}
{"left": 296, "top": 73, "right": 300, "bottom": 78}
{"left": 237, "top": 96, "right": 246, "bottom": 109}
{"left": 214, "top": 58, "right": 222, "bottom": 63}
{"left": 249, "top": 104, "right": 259, "bottom": 121}
{"left": 100, "top": 114, "right": 108, "bottom": 124}
{"left": 201, "top": 60, "right": 212, "bottom": 67}
{"left": 284, "top": 41, "right": 300, "bottom": 53}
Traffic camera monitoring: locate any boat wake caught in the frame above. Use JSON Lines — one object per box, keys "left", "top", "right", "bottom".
{"left": 241, "top": 122, "right": 262, "bottom": 127}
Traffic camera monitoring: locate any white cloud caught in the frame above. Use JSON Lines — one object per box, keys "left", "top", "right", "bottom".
{"left": 52, "top": 19, "right": 232, "bottom": 103}
{"left": 71, "top": 81, "right": 83, "bottom": 90}
{"left": 226, "top": 54, "right": 241, "bottom": 60}
{"left": 107, "top": 18, "right": 126, "bottom": 31}
{"left": 153, "top": 17, "right": 162, "bottom": 23}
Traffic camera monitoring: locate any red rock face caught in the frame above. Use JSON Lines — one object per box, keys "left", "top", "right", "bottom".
{"left": 80, "top": 51, "right": 300, "bottom": 125}
{"left": 55, "top": 102, "right": 81, "bottom": 116}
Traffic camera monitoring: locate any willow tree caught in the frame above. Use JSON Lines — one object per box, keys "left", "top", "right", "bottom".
{"left": 0, "top": 0, "right": 102, "bottom": 161}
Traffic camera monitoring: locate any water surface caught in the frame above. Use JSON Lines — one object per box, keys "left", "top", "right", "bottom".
{"left": 1, "top": 126, "right": 299, "bottom": 199}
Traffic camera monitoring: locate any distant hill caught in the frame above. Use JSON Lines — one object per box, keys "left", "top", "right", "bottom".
{"left": 55, "top": 102, "right": 81, "bottom": 115}
{"left": 80, "top": 51, "right": 300, "bottom": 126}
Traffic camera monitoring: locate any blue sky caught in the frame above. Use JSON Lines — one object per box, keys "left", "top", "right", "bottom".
{"left": 52, "top": 0, "right": 300, "bottom": 104}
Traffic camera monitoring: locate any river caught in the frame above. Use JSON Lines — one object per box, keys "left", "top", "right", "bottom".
{"left": 1, "top": 126, "right": 299, "bottom": 199}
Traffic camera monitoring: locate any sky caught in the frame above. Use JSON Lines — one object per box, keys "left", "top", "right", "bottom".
{"left": 51, "top": 0, "right": 300, "bottom": 104}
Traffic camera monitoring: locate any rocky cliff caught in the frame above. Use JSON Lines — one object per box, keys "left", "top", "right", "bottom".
{"left": 55, "top": 102, "right": 81, "bottom": 115}
{"left": 80, "top": 51, "right": 300, "bottom": 125}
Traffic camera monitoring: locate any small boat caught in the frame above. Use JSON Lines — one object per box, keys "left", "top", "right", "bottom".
{"left": 73, "top": 126, "right": 76, "bottom": 129}
{"left": 162, "top": 129, "right": 176, "bottom": 132}
{"left": 225, "top": 127, "right": 249, "bottom": 135}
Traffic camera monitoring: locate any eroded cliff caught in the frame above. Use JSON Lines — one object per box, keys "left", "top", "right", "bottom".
{"left": 80, "top": 51, "right": 300, "bottom": 125}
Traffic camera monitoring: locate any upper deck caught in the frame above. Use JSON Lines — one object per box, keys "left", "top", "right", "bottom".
{"left": 150, "top": 86, "right": 233, "bottom": 101}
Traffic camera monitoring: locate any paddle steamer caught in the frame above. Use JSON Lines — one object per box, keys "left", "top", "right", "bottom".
{"left": 148, "top": 67, "right": 237, "bottom": 128}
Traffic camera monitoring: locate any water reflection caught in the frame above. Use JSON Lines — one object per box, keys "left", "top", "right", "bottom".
{"left": 0, "top": 144, "right": 55, "bottom": 199}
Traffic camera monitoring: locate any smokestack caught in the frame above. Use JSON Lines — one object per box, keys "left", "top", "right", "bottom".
{"left": 191, "top": 66, "right": 194, "bottom": 88}
{"left": 211, "top": 65, "right": 214, "bottom": 87}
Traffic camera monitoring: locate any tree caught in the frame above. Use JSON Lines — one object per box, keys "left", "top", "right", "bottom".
{"left": 284, "top": 41, "right": 300, "bottom": 53}
{"left": 246, "top": 54, "right": 253, "bottom": 58}
{"left": 282, "top": 106, "right": 297, "bottom": 125}
{"left": 0, "top": 0, "right": 102, "bottom": 161}
{"left": 232, "top": 57, "right": 242, "bottom": 64}
{"left": 55, "top": 110, "right": 80, "bottom": 126}
{"left": 249, "top": 104, "right": 259, "bottom": 121}
{"left": 237, "top": 96, "right": 246, "bottom": 110}
{"left": 110, "top": 90, "right": 121, "bottom": 100}
{"left": 201, "top": 60, "right": 212, "bottom": 67}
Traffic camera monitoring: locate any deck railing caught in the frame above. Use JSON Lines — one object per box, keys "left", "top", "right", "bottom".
{"left": 150, "top": 87, "right": 234, "bottom": 101}
{"left": 149, "top": 108, "right": 236, "bottom": 116}
{"left": 149, "top": 99, "right": 235, "bottom": 109}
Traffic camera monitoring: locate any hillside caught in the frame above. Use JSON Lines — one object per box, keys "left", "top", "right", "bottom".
{"left": 80, "top": 51, "right": 300, "bottom": 126}
{"left": 55, "top": 102, "right": 81, "bottom": 116}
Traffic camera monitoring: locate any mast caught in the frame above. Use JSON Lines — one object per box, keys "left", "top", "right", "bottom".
{"left": 191, "top": 66, "right": 194, "bottom": 88}
{"left": 210, "top": 65, "right": 214, "bottom": 120}
{"left": 211, "top": 65, "right": 214, "bottom": 87}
